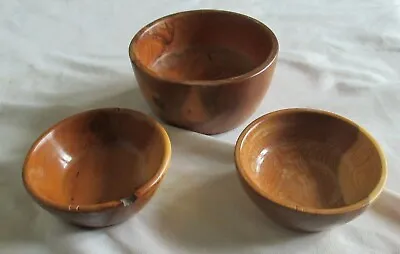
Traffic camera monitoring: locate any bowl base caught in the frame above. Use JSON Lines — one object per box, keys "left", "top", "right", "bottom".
{"left": 63, "top": 142, "right": 145, "bottom": 206}
{"left": 252, "top": 140, "right": 348, "bottom": 209}
{"left": 151, "top": 46, "right": 256, "bottom": 81}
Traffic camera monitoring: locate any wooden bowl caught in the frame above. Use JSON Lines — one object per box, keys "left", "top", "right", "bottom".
{"left": 129, "top": 9, "right": 279, "bottom": 135}
{"left": 22, "top": 108, "right": 171, "bottom": 228}
{"left": 235, "top": 108, "right": 387, "bottom": 232}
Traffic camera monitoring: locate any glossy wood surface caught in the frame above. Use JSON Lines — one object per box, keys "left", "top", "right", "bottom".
{"left": 129, "top": 10, "right": 278, "bottom": 134}
{"left": 235, "top": 108, "right": 387, "bottom": 232}
{"left": 22, "top": 108, "right": 171, "bottom": 228}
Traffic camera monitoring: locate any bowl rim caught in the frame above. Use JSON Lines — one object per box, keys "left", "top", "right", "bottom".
{"left": 128, "top": 9, "right": 279, "bottom": 86}
{"left": 234, "top": 107, "right": 388, "bottom": 215}
{"left": 22, "top": 108, "right": 172, "bottom": 213}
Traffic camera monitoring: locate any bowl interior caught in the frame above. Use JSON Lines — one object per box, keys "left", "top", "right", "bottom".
{"left": 237, "top": 110, "right": 385, "bottom": 210}
{"left": 24, "top": 109, "right": 169, "bottom": 208}
{"left": 131, "top": 10, "right": 277, "bottom": 82}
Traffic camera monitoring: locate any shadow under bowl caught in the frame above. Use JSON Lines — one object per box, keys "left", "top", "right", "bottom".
{"left": 22, "top": 108, "right": 171, "bottom": 228}
{"left": 129, "top": 9, "right": 279, "bottom": 135}
{"left": 235, "top": 108, "right": 387, "bottom": 232}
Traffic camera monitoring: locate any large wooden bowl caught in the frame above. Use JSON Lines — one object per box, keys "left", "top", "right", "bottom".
{"left": 235, "top": 108, "right": 387, "bottom": 232}
{"left": 22, "top": 108, "right": 171, "bottom": 228}
{"left": 129, "top": 9, "right": 279, "bottom": 135}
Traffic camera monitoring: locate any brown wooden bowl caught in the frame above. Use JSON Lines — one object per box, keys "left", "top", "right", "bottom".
{"left": 129, "top": 9, "right": 279, "bottom": 135}
{"left": 235, "top": 108, "right": 387, "bottom": 232}
{"left": 22, "top": 108, "right": 171, "bottom": 228}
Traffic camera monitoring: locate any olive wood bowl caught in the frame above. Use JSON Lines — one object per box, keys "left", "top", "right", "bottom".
{"left": 235, "top": 108, "right": 387, "bottom": 232}
{"left": 22, "top": 108, "right": 171, "bottom": 228}
{"left": 129, "top": 9, "right": 279, "bottom": 135}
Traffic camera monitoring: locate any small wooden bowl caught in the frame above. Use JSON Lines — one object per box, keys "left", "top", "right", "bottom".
{"left": 22, "top": 108, "right": 171, "bottom": 228}
{"left": 129, "top": 9, "right": 279, "bottom": 135}
{"left": 235, "top": 108, "right": 387, "bottom": 232}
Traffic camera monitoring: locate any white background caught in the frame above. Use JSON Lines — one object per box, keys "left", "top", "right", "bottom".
{"left": 1, "top": 0, "right": 399, "bottom": 253}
